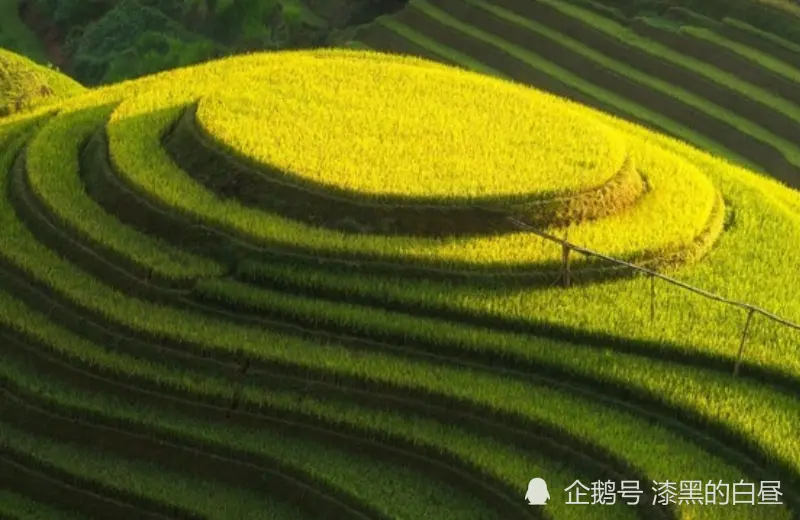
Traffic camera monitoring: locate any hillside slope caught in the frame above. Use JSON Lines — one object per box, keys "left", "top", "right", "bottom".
{"left": 0, "top": 49, "right": 797, "bottom": 519}
{"left": 0, "top": 47, "right": 83, "bottom": 116}
{"left": 350, "top": 0, "right": 800, "bottom": 189}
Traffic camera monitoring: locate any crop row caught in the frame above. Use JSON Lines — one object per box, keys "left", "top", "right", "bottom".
{"left": 9, "top": 109, "right": 792, "bottom": 512}
{"left": 410, "top": 0, "right": 800, "bottom": 188}
{"left": 105, "top": 98, "right": 719, "bottom": 273}
{"left": 201, "top": 49, "right": 800, "bottom": 386}
{"left": 0, "top": 346, "right": 508, "bottom": 520}
{"left": 631, "top": 19, "right": 800, "bottom": 119}
{"left": 0, "top": 129, "right": 776, "bottom": 520}
{"left": 0, "top": 117, "right": 558, "bottom": 518}
{"left": 486, "top": 0, "right": 800, "bottom": 180}
{"left": 0, "top": 288, "right": 539, "bottom": 520}
{"left": 171, "top": 104, "right": 645, "bottom": 234}
{"left": 194, "top": 272, "right": 800, "bottom": 496}
{"left": 0, "top": 288, "right": 630, "bottom": 520}
{"left": 25, "top": 49, "right": 792, "bottom": 426}
{"left": 23, "top": 104, "right": 224, "bottom": 284}
{"left": 3, "top": 50, "right": 800, "bottom": 519}
{"left": 718, "top": 18, "right": 800, "bottom": 69}
{"left": 0, "top": 123, "right": 657, "bottom": 520}
{"left": 543, "top": 1, "right": 800, "bottom": 137}
{"left": 3, "top": 146, "right": 796, "bottom": 520}
{"left": 4, "top": 121, "right": 418, "bottom": 517}
{"left": 0, "top": 419, "right": 309, "bottom": 520}
{"left": 680, "top": 26, "right": 800, "bottom": 95}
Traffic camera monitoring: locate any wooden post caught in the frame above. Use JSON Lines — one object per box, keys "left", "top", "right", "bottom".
{"left": 650, "top": 273, "right": 656, "bottom": 323}
{"left": 561, "top": 235, "right": 571, "bottom": 287}
{"left": 733, "top": 308, "right": 756, "bottom": 377}
{"left": 227, "top": 356, "right": 250, "bottom": 418}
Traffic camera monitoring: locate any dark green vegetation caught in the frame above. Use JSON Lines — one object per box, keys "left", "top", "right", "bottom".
{"left": 6, "top": 0, "right": 391, "bottom": 84}
{"left": 4, "top": 0, "right": 799, "bottom": 87}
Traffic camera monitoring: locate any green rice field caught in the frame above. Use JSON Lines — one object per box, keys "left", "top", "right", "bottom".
{"left": 0, "top": 4, "right": 798, "bottom": 517}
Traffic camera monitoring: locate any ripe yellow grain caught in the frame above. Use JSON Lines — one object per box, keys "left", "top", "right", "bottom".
{"left": 196, "top": 57, "right": 628, "bottom": 201}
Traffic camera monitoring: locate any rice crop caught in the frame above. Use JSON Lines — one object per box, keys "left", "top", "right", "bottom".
{"left": 680, "top": 26, "right": 800, "bottom": 83}
{"left": 0, "top": 353, "right": 507, "bottom": 520}
{"left": 1, "top": 46, "right": 799, "bottom": 520}
{"left": 105, "top": 53, "right": 719, "bottom": 271}
{"left": 0, "top": 489, "right": 84, "bottom": 520}
{"left": 0, "top": 284, "right": 643, "bottom": 520}
{"left": 0, "top": 147, "right": 780, "bottom": 520}
{"left": 24, "top": 103, "right": 224, "bottom": 281}
{"left": 372, "top": 8, "right": 758, "bottom": 172}
{"left": 0, "top": 277, "right": 779, "bottom": 520}
{"left": 195, "top": 66, "right": 628, "bottom": 202}
{"left": 0, "top": 421, "right": 310, "bottom": 520}
{"left": 196, "top": 274, "right": 800, "bottom": 486}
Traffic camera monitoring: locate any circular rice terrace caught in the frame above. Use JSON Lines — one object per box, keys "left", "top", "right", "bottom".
{"left": 0, "top": 48, "right": 799, "bottom": 520}
{"left": 159, "top": 52, "right": 724, "bottom": 273}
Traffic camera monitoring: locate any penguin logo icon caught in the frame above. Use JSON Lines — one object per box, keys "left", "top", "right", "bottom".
{"left": 525, "top": 478, "right": 550, "bottom": 505}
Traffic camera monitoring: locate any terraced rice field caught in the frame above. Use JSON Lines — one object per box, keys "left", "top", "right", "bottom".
{"left": 353, "top": 0, "right": 800, "bottom": 190}
{"left": 0, "top": 48, "right": 798, "bottom": 520}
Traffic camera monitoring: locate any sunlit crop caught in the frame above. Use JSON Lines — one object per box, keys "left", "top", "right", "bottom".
{"left": 1, "top": 47, "right": 799, "bottom": 520}
{"left": 99, "top": 51, "right": 721, "bottom": 271}
{"left": 195, "top": 60, "right": 628, "bottom": 202}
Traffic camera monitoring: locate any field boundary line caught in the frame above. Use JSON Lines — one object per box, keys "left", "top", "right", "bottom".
{"left": 508, "top": 216, "right": 800, "bottom": 375}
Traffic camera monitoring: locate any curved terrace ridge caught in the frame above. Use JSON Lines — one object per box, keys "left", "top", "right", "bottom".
{"left": 169, "top": 103, "right": 646, "bottom": 236}
{"left": 101, "top": 71, "right": 724, "bottom": 279}
{"left": 1, "top": 48, "right": 800, "bottom": 520}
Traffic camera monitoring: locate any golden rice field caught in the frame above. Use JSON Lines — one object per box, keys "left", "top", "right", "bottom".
{"left": 195, "top": 63, "right": 629, "bottom": 201}
{"left": 0, "top": 46, "right": 798, "bottom": 520}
